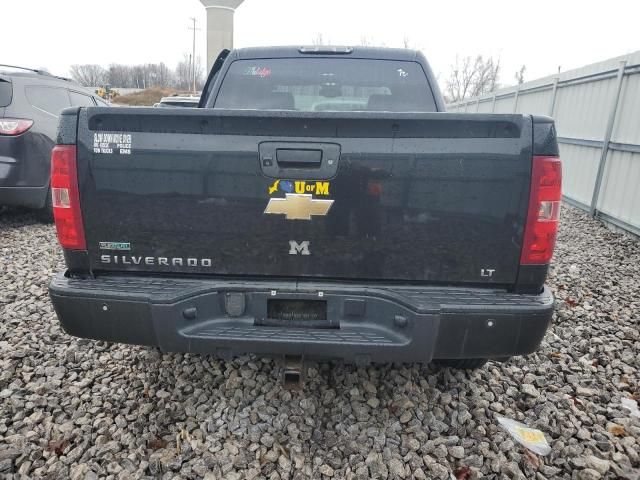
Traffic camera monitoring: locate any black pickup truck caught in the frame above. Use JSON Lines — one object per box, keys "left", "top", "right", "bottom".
{"left": 49, "top": 46, "right": 561, "bottom": 375}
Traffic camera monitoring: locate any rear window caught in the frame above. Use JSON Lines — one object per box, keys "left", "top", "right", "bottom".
{"left": 0, "top": 79, "right": 12, "bottom": 107}
{"left": 69, "top": 91, "right": 96, "bottom": 107}
{"left": 25, "top": 86, "right": 71, "bottom": 116}
{"left": 214, "top": 58, "right": 436, "bottom": 112}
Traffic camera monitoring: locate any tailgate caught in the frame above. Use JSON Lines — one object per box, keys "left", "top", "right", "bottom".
{"left": 77, "top": 109, "right": 532, "bottom": 285}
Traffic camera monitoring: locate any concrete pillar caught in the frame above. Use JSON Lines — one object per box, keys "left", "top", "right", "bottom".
{"left": 199, "top": 0, "right": 244, "bottom": 72}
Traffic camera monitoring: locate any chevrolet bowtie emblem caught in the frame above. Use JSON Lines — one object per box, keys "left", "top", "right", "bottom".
{"left": 264, "top": 193, "right": 334, "bottom": 220}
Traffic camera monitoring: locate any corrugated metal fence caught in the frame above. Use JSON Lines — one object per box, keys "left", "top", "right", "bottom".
{"left": 447, "top": 51, "right": 640, "bottom": 237}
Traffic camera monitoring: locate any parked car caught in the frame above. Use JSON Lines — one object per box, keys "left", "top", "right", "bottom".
{"left": 155, "top": 95, "right": 200, "bottom": 108}
{"left": 0, "top": 65, "right": 108, "bottom": 216}
{"left": 48, "top": 47, "right": 561, "bottom": 384}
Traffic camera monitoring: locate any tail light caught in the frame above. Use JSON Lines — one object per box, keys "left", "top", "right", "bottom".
{"left": 51, "top": 145, "right": 86, "bottom": 250}
{"left": 0, "top": 118, "right": 33, "bottom": 136}
{"left": 520, "top": 155, "right": 562, "bottom": 264}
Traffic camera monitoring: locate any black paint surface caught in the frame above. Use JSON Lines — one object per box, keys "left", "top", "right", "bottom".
{"left": 76, "top": 109, "right": 533, "bottom": 286}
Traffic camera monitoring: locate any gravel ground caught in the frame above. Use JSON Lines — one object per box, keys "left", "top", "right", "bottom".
{"left": 0, "top": 205, "right": 638, "bottom": 480}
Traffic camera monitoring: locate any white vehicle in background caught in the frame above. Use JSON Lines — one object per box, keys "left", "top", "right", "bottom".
{"left": 154, "top": 95, "right": 200, "bottom": 108}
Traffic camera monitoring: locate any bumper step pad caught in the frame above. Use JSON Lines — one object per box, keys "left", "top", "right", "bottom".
{"left": 50, "top": 273, "right": 554, "bottom": 363}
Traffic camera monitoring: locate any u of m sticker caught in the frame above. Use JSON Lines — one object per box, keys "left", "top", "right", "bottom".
{"left": 294, "top": 181, "right": 329, "bottom": 195}
{"left": 267, "top": 180, "right": 330, "bottom": 196}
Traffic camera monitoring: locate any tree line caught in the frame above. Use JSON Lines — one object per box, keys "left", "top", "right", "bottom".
{"left": 443, "top": 55, "right": 527, "bottom": 103}
{"left": 69, "top": 54, "right": 205, "bottom": 90}
{"left": 70, "top": 44, "right": 526, "bottom": 102}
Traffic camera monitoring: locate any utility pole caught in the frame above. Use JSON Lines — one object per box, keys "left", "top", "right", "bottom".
{"left": 188, "top": 17, "right": 200, "bottom": 94}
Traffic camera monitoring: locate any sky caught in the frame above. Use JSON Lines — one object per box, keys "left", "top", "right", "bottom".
{"left": 3, "top": 0, "right": 639, "bottom": 89}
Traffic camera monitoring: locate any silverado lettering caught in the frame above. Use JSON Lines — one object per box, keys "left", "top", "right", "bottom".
{"left": 100, "top": 255, "right": 212, "bottom": 267}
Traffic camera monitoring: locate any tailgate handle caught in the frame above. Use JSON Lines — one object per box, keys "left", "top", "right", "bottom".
{"left": 276, "top": 149, "right": 322, "bottom": 168}
{"left": 259, "top": 142, "right": 340, "bottom": 180}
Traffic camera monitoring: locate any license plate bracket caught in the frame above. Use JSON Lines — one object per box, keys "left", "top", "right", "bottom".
{"left": 258, "top": 299, "right": 333, "bottom": 328}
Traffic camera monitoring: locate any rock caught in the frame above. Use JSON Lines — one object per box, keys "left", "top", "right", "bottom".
{"left": 156, "top": 390, "right": 171, "bottom": 399}
{"left": 585, "top": 456, "right": 610, "bottom": 475}
{"left": 449, "top": 446, "right": 465, "bottom": 459}
{"left": 428, "top": 462, "right": 451, "bottom": 480}
{"left": 578, "top": 468, "right": 602, "bottom": 480}
{"left": 0, "top": 459, "right": 13, "bottom": 473}
{"left": 69, "top": 463, "right": 90, "bottom": 480}
{"left": 278, "top": 455, "right": 291, "bottom": 471}
{"left": 576, "top": 386, "right": 599, "bottom": 397}
{"left": 263, "top": 450, "right": 279, "bottom": 463}
{"left": 412, "top": 467, "right": 427, "bottom": 479}
{"left": 503, "top": 461, "right": 526, "bottom": 479}
{"left": 571, "top": 457, "right": 587, "bottom": 469}
{"left": 0, "top": 449, "right": 21, "bottom": 463}
{"left": 407, "top": 438, "right": 420, "bottom": 451}
{"left": 388, "top": 458, "right": 406, "bottom": 478}
{"left": 261, "top": 434, "right": 275, "bottom": 448}
{"left": 466, "top": 454, "right": 483, "bottom": 468}
{"left": 434, "top": 444, "right": 447, "bottom": 459}
{"left": 577, "top": 428, "right": 591, "bottom": 440}
{"left": 319, "top": 464, "right": 334, "bottom": 476}
{"left": 521, "top": 384, "right": 540, "bottom": 398}
{"left": 114, "top": 416, "right": 127, "bottom": 429}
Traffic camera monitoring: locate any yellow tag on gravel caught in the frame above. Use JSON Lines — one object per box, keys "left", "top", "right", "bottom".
{"left": 497, "top": 416, "right": 552, "bottom": 456}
